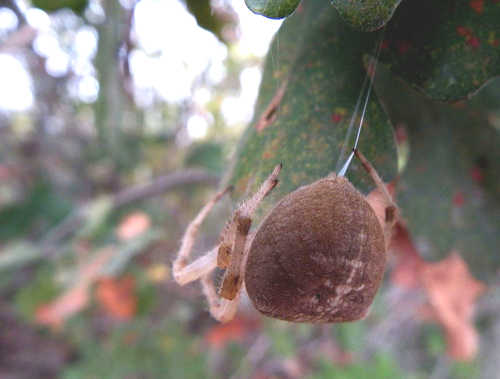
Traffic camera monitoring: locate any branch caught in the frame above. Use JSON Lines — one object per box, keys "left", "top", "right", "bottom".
{"left": 41, "top": 169, "right": 219, "bottom": 257}
{"left": 112, "top": 168, "right": 218, "bottom": 208}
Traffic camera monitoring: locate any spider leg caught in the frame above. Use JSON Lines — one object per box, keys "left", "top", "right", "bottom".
{"left": 354, "top": 149, "right": 393, "bottom": 206}
{"left": 219, "top": 212, "right": 251, "bottom": 299}
{"left": 201, "top": 270, "right": 241, "bottom": 323}
{"left": 172, "top": 186, "right": 232, "bottom": 285}
{"left": 174, "top": 246, "right": 218, "bottom": 286}
{"left": 354, "top": 149, "right": 398, "bottom": 244}
{"left": 219, "top": 164, "right": 282, "bottom": 300}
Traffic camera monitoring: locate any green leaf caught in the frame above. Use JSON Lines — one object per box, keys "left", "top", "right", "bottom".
{"left": 331, "top": 0, "right": 403, "bottom": 31}
{"left": 32, "top": 0, "right": 88, "bottom": 14}
{"left": 310, "top": 354, "right": 405, "bottom": 379}
{"left": 374, "top": 67, "right": 500, "bottom": 280}
{"left": 15, "top": 264, "right": 59, "bottom": 321}
{"left": 226, "top": 1, "right": 397, "bottom": 219}
{"left": 184, "top": 0, "right": 236, "bottom": 43}
{"left": 0, "top": 180, "right": 71, "bottom": 241}
{"left": 63, "top": 320, "right": 208, "bottom": 379}
{"left": 380, "top": 0, "right": 500, "bottom": 101}
{"left": 245, "top": 0, "right": 302, "bottom": 19}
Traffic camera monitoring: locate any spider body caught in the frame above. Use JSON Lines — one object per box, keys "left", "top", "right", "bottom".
{"left": 173, "top": 150, "right": 396, "bottom": 323}
{"left": 245, "top": 175, "right": 385, "bottom": 322}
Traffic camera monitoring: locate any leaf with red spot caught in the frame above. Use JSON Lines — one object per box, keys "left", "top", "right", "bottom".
{"left": 227, "top": 1, "right": 397, "bottom": 213}
{"left": 245, "top": 0, "right": 499, "bottom": 100}
{"left": 331, "top": 113, "right": 344, "bottom": 123}
{"left": 469, "top": 0, "right": 484, "bottom": 14}
{"left": 229, "top": 0, "right": 499, "bottom": 275}
{"left": 379, "top": 0, "right": 500, "bottom": 101}
{"left": 374, "top": 65, "right": 500, "bottom": 279}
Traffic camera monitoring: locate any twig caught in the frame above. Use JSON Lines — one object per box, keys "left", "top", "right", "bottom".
{"left": 40, "top": 169, "right": 219, "bottom": 257}
{"left": 112, "top": 168, "right": 218, "bottom": 208}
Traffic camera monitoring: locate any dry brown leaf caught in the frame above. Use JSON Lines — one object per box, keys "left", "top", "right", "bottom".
{"left": 389, "top": 221, "right": 425, "bottom": 288}
{"left": 35, "top": 247, "right": 115, "bottom": 329}
{"left": 420, "top": 252, "right": 486, "bottom": 361}
{"left": 116, "top": 211, "right": 151, "bottom": 241}
{"left": 95, "top": 275, "right": 137, "bottom": 320}
{"left": 388, "top": 221, "right": 487, "bottom": 361}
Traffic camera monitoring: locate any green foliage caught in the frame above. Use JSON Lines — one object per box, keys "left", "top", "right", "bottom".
{"left": 227, "top": 1, "right": 397, "bottom": 220}
{"left": 63, "top": 320, "right": 209, "bottom": 379}
{"left": 310, "top": 354, "right": 405, "bottom": 379}
{"left": 14, "top": 264, "right": 59, "bottom": 321}
{"left": 245, "top": 0, "right": 302, "bottom": 19}
{"left": 2, "top": 1, "right": 499, "bottom": 377}
{"left": 424, "top": 326, "right": 479, "bottom": 379}
{"left": 451, "top": 360, "right": 479, "bottom": 379}
{"left": 424, "top": 325, "right": 446, "bottom": 356}
{"left": 184, "top": 0, "right": 235, "bottom": 43}
{"left": 127, "top": 269, "right": 157, "bottom": 316}
{"left": 32, "top": 0, "right": 88, "bottom": 14}
{"left": 184, "top": 142, "right": 226, "bottom": 173}
{"left": 380, "top": 0, "right": 500, "bottom": 101}
{"left": 331, "top": 0, "right": 402, "bottom": 31}
{"left": 267, "top": 322, "right": 298, "bottom": 356}
{"left": 0, "top": 181, "right": 71, "bottom": 241}
{"left": 334, "top": 322, "right": 366, "bottom": 353}
{"left": 245, "top": 0, "right": 500, "bottom": 101}
{"left": 232, "top": 0, "right": 500, "bottom": 277}
{"left": 375, "top": 67, "right": 500, "bottom": 279}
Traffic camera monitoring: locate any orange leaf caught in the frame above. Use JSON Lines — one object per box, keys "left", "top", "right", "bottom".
{"left": 387, "top": 221, "right": 487, "bottom": 361}
{"left": 95, "top": 275, "right": 137, "bottom": 320}
{"left": 116, "top": 211, "right": 151, "bottom": 241}
{"left": 389, "top": 222, "right": 425, "bottom": 288}
{"left": 420, "top": 252, "right": 486, "bottom": 361}
{"left": 36, "top": 285, "right": 88, "bottom": 330}
{"left": 35, "top": 247, "right": 115, "bottom": 329}
{"left": 204, "top": 316, "right": 259, "bottom": 349}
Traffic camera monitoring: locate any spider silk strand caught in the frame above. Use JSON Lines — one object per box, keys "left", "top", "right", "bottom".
{"left": 338, "top": 32, "right": 385, "bottom": 177}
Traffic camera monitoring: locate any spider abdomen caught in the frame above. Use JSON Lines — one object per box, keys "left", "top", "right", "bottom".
{"left": 245, "top": 175, "right": 385, "bottom": 323}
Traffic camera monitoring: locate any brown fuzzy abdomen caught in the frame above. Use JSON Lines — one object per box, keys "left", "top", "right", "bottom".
{"left": 245, "top": 176, "right": 385, "bottom": 322}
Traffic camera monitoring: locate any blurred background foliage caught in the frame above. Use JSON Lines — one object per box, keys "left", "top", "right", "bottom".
{"left": 0, "top": 0, "right": 498, "bottom": 378}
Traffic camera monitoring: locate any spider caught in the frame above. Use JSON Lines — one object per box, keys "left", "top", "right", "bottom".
{"left": 172, "top": 149, "right": 397, "bottom": 323}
